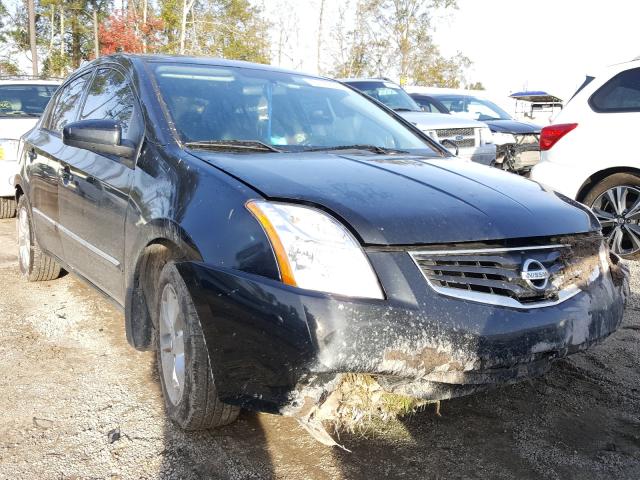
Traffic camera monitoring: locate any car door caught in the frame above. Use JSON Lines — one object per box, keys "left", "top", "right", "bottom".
{"left": 58, "top": 67, "right": 143, "bottom": 303}
{"left": 24, "top": 72, "right": 93, "bottom": 259}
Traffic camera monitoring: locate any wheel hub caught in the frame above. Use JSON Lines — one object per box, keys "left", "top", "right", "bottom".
{"left": 591, "top": 185, "right": 640, "bottom": 256}
{"left": 159, "top": 283, "right": 186, "bottom": 405}
{"left": 17, "top": 207, "right": 30, "bottom": 270}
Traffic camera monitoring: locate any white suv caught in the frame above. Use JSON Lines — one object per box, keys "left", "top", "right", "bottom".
{"left": 0, "top": 78, "right": 59, "bottom": 217}
{"left": 530, "top": 59, "right": 640, "bottom": 259}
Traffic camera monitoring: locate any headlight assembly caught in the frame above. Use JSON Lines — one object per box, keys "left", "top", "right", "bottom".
{"left": 246, "top": 200, "right": 384, "bottom": 299}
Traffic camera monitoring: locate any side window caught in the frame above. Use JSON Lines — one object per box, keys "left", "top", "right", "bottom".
{"left": 590, "top": 68, "right": 640, "bottom": 112}
{"left": 80, "top": 68, "right": 141, "bottom": 141}
{"left": 47, "top": 73, "right": 92, "bottom": 133}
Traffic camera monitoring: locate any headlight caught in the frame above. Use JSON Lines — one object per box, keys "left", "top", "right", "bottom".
{"left": 479, "top": 127, "right": 493, "bottom": 145}
{"left": 246, "top": 200, "right": 384, "bottom": 299}
{"left": 0, "top": 139, "right": 20, "bottom": 161}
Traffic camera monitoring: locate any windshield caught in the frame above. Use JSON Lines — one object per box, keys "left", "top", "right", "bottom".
{"left": 433, "top": 95, "right": 512, "bottom": 121}
{"left": 0, "top": 84, "right": 58, "bottom": 118}
{"left": 346, "top": 81, "right": 422, "bottom": 112}
{"left": 151, "top": 65, "right": 435, "bottom": 153}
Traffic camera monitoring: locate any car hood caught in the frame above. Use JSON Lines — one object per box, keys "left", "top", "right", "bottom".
{"left": 192, "top": 151, "right": 597, "bottom": 245}
{"left": 0, "top": 117, "right": 39, "bottom": 139}
{"left": 397, "top": 111, "right": 486, "bottom": 130}
{"left": 486, "top": 119, "right": 541, "bottom": 135}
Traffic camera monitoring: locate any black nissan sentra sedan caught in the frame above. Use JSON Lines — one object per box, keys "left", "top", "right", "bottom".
{"left": 14, "top": 54, "right": 628, "bottom": 430}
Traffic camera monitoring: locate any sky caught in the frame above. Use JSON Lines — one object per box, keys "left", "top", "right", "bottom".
{"left": 264, "top": 0, "right": 640, "bottom": 102}
{"left": 3, "top": 0, "right": 639, "bottom": 103}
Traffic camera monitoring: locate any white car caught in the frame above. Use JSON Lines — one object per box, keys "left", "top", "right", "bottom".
{"left": 341, "top": 79, "right": 496, "bottom": 165}
{"left": 530, "top": 59, "right": 640, "bottom": 258}
{"left": 0, "top": 78, "right": 59, "bottom": 218}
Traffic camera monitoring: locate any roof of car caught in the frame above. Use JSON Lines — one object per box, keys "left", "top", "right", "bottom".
{"left": 339, "top": 78, "right": 398, "bottom": 85}
{"left": 88, "top": 53, "right": 325, "bottom": 79}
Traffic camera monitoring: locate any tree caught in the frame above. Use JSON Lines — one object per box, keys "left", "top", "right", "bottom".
{"left": 330, "top": 0, "right": 471, "bottom": 86}
{"left": 170, "top": 0, "right": 270, "bottom": 62}
{"left": 467, "top": 81, "right": 485, "bottom": 90}
{"left": 99, "top": 7, "right": 163, "bottom": 55}
{"left": 0, "top": 59, "right": 20, "bottom": 75}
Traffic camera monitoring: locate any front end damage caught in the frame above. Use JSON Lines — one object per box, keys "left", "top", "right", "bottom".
{"left": 176, "top": 234, "right": 628, "bottom": 443}
{"left": 494, "top": 132, "right": 540, "bottom": 174}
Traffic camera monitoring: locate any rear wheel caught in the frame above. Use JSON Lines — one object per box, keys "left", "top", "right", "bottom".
{"left": 583, "top": 173, "right": 640, "bottom": 260}
{"left": 155, "top": 262, "right": 240, "bottom": 430}
{"left": 16, "top": 196, "right": 62, "bottom": 281}
{"left": 0, "top": 198, "right": 16, "bottom": 218}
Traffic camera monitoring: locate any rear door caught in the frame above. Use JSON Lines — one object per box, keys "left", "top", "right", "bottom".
{"left": 58, "top": 67, "right": 143, "bottom": 303}
{"left": 24, "top": 72, "right": 93, "bottom": 259}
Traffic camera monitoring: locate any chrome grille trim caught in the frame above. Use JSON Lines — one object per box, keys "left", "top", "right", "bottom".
{"left": 435, "top": 128, "right": 474, "bottom": 137}
{"left": 434, "top": 127, "right": 477, "bottom": 148}
{"left": 409, "top": 244, "right": 597, "bottom": 309}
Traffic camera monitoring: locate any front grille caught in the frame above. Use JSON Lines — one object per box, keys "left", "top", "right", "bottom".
{"left": 435, "top": 128, "right": 477, "bottom": 148}
{"left": 410, "top": 236, "right": 602, "bottom": 308}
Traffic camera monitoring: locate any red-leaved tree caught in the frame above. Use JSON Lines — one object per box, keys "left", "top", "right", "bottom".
{"left": 99, "top": 10, "right": 163, "bottom": 55}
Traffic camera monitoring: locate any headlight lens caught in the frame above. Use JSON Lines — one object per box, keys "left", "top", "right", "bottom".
{"left": 246, "top": 200, "right": 384, "bottom": 299}
{"left": 479, "top": 127, "right": 493, "bottom": 145}
{"left": 0, "top": 139, "right": 20, "bottom": 161}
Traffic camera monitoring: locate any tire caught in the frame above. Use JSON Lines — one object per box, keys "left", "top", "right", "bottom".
{"left": 0, "top": 197, "right": 16, "bottom": 218}
{"left": 155, "top": 261, "right": 240, "bottom": 430}
{"left": 16, "top": 196, "right": 62, "bottom": 281}
{"left": 583, "top": 173, "right": 640, "bottom": 260}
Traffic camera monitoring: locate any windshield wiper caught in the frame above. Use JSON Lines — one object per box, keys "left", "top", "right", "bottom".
{"left": 393, "top": 108, "right": 419, "bottom": 112}
{"left": 302, "top": 144, "right": 409, "bottom": 155}
{"left": 184, "top": 140, "right": 282, "bottom": 153}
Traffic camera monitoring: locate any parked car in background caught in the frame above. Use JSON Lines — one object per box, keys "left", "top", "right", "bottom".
{"left": 531, "top": 59, "right": 640, "bottom": 259}
{"left": 0, "top": 78, "right": 59, "bottom": 218}
{"left": 341, "top": 78, "right": 496, "bottom": 165}
{"left": 14, "top": 55, "right": 628, "bottom": 434}
{"left": 409, "top": 88, "right": 542, "bottom": 175}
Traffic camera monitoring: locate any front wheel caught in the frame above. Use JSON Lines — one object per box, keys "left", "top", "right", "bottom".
{"left": 583, "top": 173, "right": 640, "bottom": 260}
{"left": 16, "top": 196, "right": 62, "bottom": 281}
{"left": 155, "top": 262, "right": 240, "bottom": 430}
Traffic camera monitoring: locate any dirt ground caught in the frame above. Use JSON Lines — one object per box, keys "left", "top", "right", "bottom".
{"left": 0, "top": 218, "right": 639, "bottom": 480}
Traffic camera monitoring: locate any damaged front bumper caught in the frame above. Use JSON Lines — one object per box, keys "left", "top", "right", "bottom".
{"left": 176, "top": 247, "right": 628, "bottom": 416}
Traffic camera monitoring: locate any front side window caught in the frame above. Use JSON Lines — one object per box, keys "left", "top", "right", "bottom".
{"left": 47, "top": 73, "right": 92, "bottom": 133}
{"left": 590, "top": 68, "right": 640, "bottom": 112}
{"left": 0, "top": 84, "right": 58, "bottom": 118}
{"left": 435, "top": 95, "right": 512, "bottom": 121}
{"left": 81, "top": 68, "right": 140, "bottom": 141}
{"left": 151, "top": 64, "right": 435, "bottom": 154}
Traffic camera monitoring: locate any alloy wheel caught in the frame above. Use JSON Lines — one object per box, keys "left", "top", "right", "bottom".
{"left": 17, "top": 207, "right": 31, "bottom": 271}
{"left": 159, "top": 283, "right": 186, "bottom": 405}
{"left": 591, "top": 185, "right": 640, "bottom": 257}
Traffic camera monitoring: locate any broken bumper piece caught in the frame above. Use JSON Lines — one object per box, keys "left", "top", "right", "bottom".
{"left": 176, "top": 251, "right": 628, "bottom": 415}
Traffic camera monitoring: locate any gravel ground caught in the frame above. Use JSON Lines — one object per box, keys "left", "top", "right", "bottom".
{"left": 0, "top": 217, "right": 639, "bottom": 479}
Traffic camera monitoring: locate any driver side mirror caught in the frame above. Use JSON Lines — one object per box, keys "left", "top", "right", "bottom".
{"left": 63, "top": 119, "right": 136, "bottom": 160}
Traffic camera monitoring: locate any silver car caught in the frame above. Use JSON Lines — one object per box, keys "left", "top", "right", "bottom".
{"left": 341, "top": 78, "right": 496, "bottom": 165}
